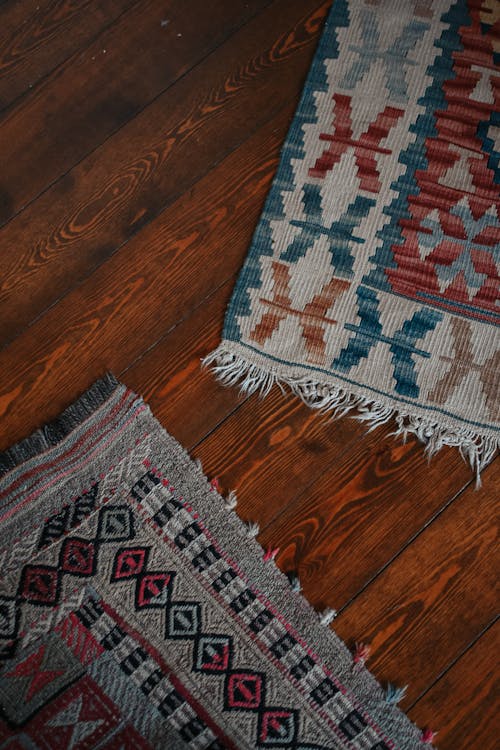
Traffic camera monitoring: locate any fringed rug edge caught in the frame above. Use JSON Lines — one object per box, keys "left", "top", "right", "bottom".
{"left": 204, "top": 343, "right": 498, "bottom": 485}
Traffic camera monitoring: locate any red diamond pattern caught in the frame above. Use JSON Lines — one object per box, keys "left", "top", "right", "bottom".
{"left": 226, "top": 672, "right": 263, "bottom": 710}
{"left": 20, "top": 566, "right": 59, "bottom": 605}
{"left": 112, "top": 548, "right": 148, "bottom": 580}
{"left": 61, "top": 539, "right": 95, "bottom": 577}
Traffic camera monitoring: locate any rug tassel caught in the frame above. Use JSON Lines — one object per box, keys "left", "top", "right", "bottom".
{"left": 204, "top": 345, "right": 498, "bottom": 483}
{"left": 193, "top": 457, "right": 203, "bottom": 471}
{"left": 225, "top": 490, "right": 238, "bottom": 510}
{"left": 210, "top": 477, "right": 220, "bottom": 491}
{"left": 384, "top": 683, "right": 407, "bottom": 705}
{"left": 245, "top": 521, "right": 260, "bottom": 538}
{"left": 422, "top": 728, "right": 437, "bottom": 744}
{"left": 318, "top": 607, "right": 337, "bottom": 626}
{"left": 353, "top": 642, "right": 371, "bottom": 669}
{"left": 263, "top": 546, "right": 279, "bottom": 562}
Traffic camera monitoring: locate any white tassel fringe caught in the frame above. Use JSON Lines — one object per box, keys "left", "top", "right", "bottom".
{"left": 203, "top": 345, "right": 498, "bottom": 486}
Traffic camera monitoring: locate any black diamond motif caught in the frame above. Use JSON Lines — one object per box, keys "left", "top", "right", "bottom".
{"left": 135, "top": 571, "right": 174, "bottom": 609}
{"left": 111, "top": 547, "right": 150, "bottom": 580}
{"left": 194, "top": 634, "right": 232, "bottom": 674}
{"left": 97, "top": 505, "right": 135, "bottom": 542}
{"left": 59, "top": 537, "right": 97, "bottom": 577}
{"left": 224, "top": 670, "right": 266, "bottom": 713}
{"left": 166, "top": 602, "right": 201, "bottom": 639}
{"left": 257, "top": 707, "right": 298, "bottom": 746}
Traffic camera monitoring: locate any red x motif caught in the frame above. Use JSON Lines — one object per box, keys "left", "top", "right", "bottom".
{"left": 308, "top": 94, "right": 403, "bottom": 191}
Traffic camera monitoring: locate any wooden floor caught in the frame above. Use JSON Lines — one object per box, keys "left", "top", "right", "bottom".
{"left": 0, "top": 1, "right": 497, "bottom": 747}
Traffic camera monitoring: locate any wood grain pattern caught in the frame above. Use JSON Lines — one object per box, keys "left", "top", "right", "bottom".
{"left": 0, "top": 105, "right": 292, "bottom": 447}
{"left": 122, "top": 280, "right": 245, "bottom": 450}
{"left": 195, "top": 387, "right": 367, "bottom": 526}
{"left": 0, "top": 2, "right": 496, "bottom": 748}
{"left": 332, "top": 465, "right": 499, "bottom": 707}
{"left": 0, "top": 0, "right": 275, "bottom": 225}
{"left": 257, "top": 431, "right": 471, "bottom": 609}
{"left": 0, "top": 0, "right": 329, "bottom": 346}
{"left": 0, "top": 0, "right": 135, "bottom": 111}
{"left": 409, "top": 623, "right": 499, "bottom": 750}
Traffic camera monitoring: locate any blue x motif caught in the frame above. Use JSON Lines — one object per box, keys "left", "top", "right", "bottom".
{"left": 332, "top": 286, "right": 442, "bottom": 398}
{"left": 281, "top": 184, "right": 374, "bottom": 278}
{"left": 340, "top": 8, "right": 429, "bottom": 103}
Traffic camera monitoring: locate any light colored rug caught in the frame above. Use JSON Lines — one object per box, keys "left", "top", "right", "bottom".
{"left": 206, "top": 0, "right": 499, "bottom": 479}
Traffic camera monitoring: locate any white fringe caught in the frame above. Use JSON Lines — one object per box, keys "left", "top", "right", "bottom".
{"left": 319, "top": 607, "right": 337, "bottom": 626}
{"left": 225, "top": 489, "right": 238, "bottom": 510}
{"left": 203, "top": 345, "right": 498, "bottom": 486}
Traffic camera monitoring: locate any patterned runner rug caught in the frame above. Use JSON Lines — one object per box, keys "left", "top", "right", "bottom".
{"left": 0, "top": 375, "right": 435, "bottom": 749}
{"left": 206, "top": 0, "right": 499, "bottom": 479}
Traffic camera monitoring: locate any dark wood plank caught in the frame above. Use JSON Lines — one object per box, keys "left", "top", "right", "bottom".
{"left": 257, "top": 430, "right": 471, "bottom": 609}
{"left": 122, "top": 280, "right": 245, "bottom": 450}
{"left": 0, "top": 0, "right": 329, "bottom": 346}
{"left": 409, "top": 624, "right": 499, "bottom": 750}
{"left": 0, "top": 104, "right": 292, "bottom": 448}
{"left": 0, "top": 0, "right": 136, "bottom": 111}
{"left": 331, "top": 463, "right": 499, "bottom": 706}
{"left": 194, "top": 387, "right": 368, "bottom": 524}
{"left": 0, "top": 0, "right": 274, "bottom": 225}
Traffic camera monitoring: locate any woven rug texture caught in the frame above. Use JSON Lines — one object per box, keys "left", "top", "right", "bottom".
{"left": 0, "top": 375, "right": 435, "bottom": 749}
{"left": 206, "top": 0, "right": 499, "bottom": 478}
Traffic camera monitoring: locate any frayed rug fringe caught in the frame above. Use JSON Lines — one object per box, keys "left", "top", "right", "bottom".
{"left": 203, "top": 345, "right": 498, "bottom": 485}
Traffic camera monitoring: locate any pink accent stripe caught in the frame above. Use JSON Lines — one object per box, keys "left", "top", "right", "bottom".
{"left": 0, "top": 388, "right": 133, "bottom": 502}
{"left": 0, "top": 404, "right": 147, "bottom": 524}
{"left": 0, "top": 434, "right": 148, "bottom": 564}
{"left": 133, "top": 498, "right": 354, "bottom": 749}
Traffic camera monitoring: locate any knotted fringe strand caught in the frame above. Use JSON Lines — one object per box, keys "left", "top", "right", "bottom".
{"left": 204, "top": 346, "right": 498, "bottom": 486}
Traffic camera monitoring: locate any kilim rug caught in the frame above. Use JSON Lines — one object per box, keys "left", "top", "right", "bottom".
{"left": 205, "top": 0, "right": 500, "bottom": 479}
{"left": 0, "top": 374, "right": 436, "bottom": 749}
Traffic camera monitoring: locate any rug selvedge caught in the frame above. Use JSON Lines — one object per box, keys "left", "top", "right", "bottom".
{"left": 206, "top": 0, "right": 499, "bottom": 479}
{"left": 0, "top": 375, "right": 436, "bottom": 749}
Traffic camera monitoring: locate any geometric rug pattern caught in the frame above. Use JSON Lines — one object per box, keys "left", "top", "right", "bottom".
{"left": 0, "top": 375, "right": 435, "bottom": 748}
{"left": 209, "top": 0, "right": 499, "bottom": 474}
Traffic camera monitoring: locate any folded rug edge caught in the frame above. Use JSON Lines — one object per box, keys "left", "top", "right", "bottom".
{"left": 0, "top": 373, "right": 121, "bottom": 479}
